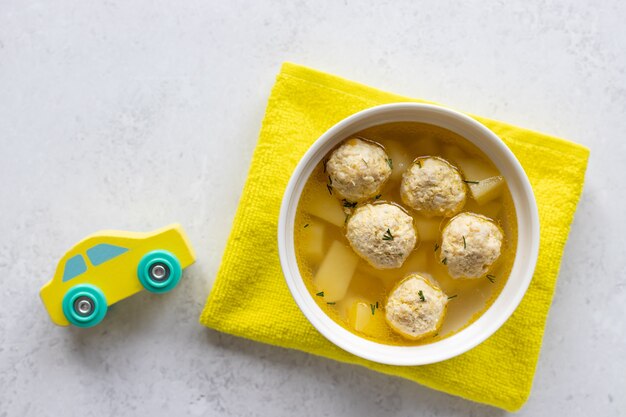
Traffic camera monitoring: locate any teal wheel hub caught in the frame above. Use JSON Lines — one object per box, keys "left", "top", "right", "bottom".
{"left": 137, "top": 250, "right": 182, "bottom": 294}
{"left": 62, "top": 284, "right": 107, "bottom": 328}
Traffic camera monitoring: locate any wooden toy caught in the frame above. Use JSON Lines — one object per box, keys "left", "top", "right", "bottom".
{"left": 40, "top": 224, "right": 196, "bottom": 328}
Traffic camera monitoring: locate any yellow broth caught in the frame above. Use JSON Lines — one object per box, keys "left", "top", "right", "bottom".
{"left": 294, "top": 122, "right": 518, "bottom": 346}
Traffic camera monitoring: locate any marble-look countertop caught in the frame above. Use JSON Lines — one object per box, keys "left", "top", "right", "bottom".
{"left": 1, "top": 1, "right": 624, "bottom": 416}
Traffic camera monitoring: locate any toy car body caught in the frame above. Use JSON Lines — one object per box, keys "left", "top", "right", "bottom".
{"left": 40, "top": 223, "right": 195, "bottom": 327}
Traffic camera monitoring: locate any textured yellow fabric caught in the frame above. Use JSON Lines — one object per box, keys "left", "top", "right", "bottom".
{"left": 200, "top": 63, "right": 589, "bottom": 411}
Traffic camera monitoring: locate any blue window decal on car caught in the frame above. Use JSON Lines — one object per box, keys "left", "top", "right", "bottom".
{"left": 63, "top": 255, "right": 87, "bottom": 282}
{"left": 87, "top": 244, "right": 129, "bottom": 266}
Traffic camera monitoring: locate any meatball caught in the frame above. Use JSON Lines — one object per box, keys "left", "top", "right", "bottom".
{"left": 346, "top": 203, "right": 417, "bottom": 269}
{"left": 326, "top": 138, "right": 392, "bottom": 202}
{"left": 385, "top": 274, "right": 448, "bottom": 340}
{"left": 440, "top": 212, "right": 503, "bottom": 279}
{"left": 400, "top": 156, "right": 467, "bottom": 217}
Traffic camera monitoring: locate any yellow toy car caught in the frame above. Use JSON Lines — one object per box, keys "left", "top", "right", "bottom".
{"left": 40, "top": 224, "right": 196, "bottom": 328}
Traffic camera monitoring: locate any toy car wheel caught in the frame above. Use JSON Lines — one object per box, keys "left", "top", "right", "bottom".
{"left": 137, "top": 250, "right": 182, "bottom": 294}
{"left": 62, "top": 284, "right": 108, "bottom": 328}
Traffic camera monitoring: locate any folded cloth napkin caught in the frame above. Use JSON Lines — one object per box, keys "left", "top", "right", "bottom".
{"left": 200, "top": 62, "right": 589, "bottom": 411}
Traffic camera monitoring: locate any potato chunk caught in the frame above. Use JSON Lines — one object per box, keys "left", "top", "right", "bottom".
{"left": 455, "top": 158, "right": 499, "bottom": 182}
{"left": 313, "top": 240, "right": 359, "bottom": 302}
{"left": 305, "top": 182, "right": 345, "bottom": 227}
{"left": 302, "top": 221, "right": 325, "bottom": 262}
{"left": 349, "top": 301, "right": 372, "bottom": 332}
{"left": 347, "top": 299, "right": 388, "bottom": 336}
{"left": 468, "top": 176, "right": 504, "bottom": 205}
{"left": 383, "top": 140, "right": 413, "bottom": 181}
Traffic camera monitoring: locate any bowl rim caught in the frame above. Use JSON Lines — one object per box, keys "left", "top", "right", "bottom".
{"left": 278, "top": 103, "right": 540, "bottom": 366}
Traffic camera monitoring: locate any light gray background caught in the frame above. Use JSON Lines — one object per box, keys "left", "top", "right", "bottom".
{"left": 1, "top": 1, "right": 624, "bottom": 416}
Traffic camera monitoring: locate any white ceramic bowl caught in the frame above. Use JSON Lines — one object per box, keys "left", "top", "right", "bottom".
{"left": 278, "top": 103, "right": 539, "bottom": 366}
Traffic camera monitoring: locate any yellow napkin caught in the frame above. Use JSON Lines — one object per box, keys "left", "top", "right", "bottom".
{"left": 200, "top": 63, "right": 589, "bottom": 411}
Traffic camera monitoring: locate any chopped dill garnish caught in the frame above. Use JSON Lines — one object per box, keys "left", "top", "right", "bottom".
{"left": 316, "top": 291, "right": 324, "bottom": 297}
{"left": 415, "top": 159, "right": 422, "bottom": 168}
{"left": 362, "top": 158, "right": 368, "bottom": 166}
{"left": 386, "top": 158, "right": 393, "bottom": 169}
{"left": 374, "top": 194, "right": 382, "bottom": 200}
{"left": 376, "top": 301, "right": 379, "bottom": 309}
{"left": 442, "top": 257, "right": 448, "bottom": 265}
{"left": 323, "top": 158, "right": 328, "bottom": 173}
{"left": 326, "top": 184, "right": 333, "bottom": 195}
{"left": 370, "top": 304, "right": 376, "bottom": 315}
{"left": 304, "top": 224, "right": 310, "bottom": 228}
{"left": 382, "top": 228, "right": 394, "bottom": 241}
{"left": 344, "top": 213, "right": 350, "bottom": 225}
{"left": 463, "top": 235, "right": 466, "bottom": 249}
{"left": 433, "top": 333, "right": 439, "bottom": 337}
{"left": 434, "top": 243, "right": 439, "bottom": 252}
{"left": 463, "top": 180, "right": 479, "bottom": 184}
{"left": 418, "top": 290, "right": 426, "bottom": 302}
{"left": 326, "top": 302, "right": 336, "bottom": 305}
{"left": 328, "top": 175, "right": 333, "bottom": 185}
{"left": 447, "top": 294, "right": 458, "bottom": 300}
{"left": 342, "top": 199, "right": 357, "bottom": 208}
{"left": 486, "top": 274, "right": 496, "bottom": 283}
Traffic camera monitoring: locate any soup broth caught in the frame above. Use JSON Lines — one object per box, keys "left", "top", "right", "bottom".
{"left": 294, "top": 122, "right": 518, "bottom": 346}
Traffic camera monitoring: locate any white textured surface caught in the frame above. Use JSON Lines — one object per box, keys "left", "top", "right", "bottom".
{"left": 0, "top": 1, "right": 624, "bottom": 416}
